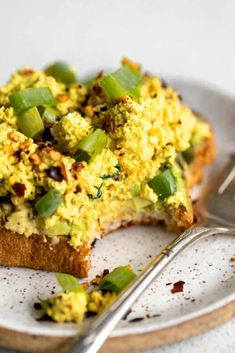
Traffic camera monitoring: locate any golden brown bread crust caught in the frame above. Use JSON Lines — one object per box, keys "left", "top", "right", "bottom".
{"left": 0, "top": 125, "right": 216, "bottom": 278}
{"left": 186, "top": 134, "right": 216, "bottom": 188}
{"left": 0, "top": 230, "right": 90, "bottom": 278}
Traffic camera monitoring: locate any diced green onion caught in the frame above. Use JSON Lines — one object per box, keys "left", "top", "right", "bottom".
{"left": 45, "top": 62, "right": 77, "bottom": 85}
{"left": 75, "top": 150, "right": 90, "bottom": 163}
{"left": 9, "top": 87, "right": 56, "bottom": 115}
{"left": 41, "top": 107, "right": 59, "bottom": 125}
{"left": 17, "top": 107, "right": 44, "bottom": 138}
{"left": 100, "top": 65, "right": 142, "bottom": 101}
{"left": 182, "top": 147, "right": 194, "bottom": 164}
{"left": 75, "top": 129, "right": 109, "bottom": 160}
{"left": 38, "top": 298, "right": 49, "bottom": 315}
{"left": 35, "top": 189, "right": 62, "bottom": 217}
{"left": 56, "top": 273, "right": 83, "bottom": 292}
{"left": 99, "top": 266, "right": 136, "bottom": 294}
{"left": 148, "top": 168, "right": 177, "bottom": 200}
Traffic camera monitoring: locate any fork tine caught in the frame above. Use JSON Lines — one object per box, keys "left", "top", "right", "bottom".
{"left": 211, "top": 154, "right": 235, "bottom": 195}
{"left": 218, "top": 165, "right": 235, "bottom": 194}
{"left": 201, "top": 154, "right": 235, "bottom": 227}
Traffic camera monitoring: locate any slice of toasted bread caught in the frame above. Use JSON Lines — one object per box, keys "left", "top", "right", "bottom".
{"left": 0, "top": 130, "right": 216, "bottom": 278}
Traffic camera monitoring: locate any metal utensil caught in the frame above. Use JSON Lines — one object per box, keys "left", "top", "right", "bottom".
{"left": 61, "top": 155, "right": 235, "bottom": 353}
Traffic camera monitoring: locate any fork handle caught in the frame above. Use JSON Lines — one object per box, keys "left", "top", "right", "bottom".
{"left": 64, "top": 226, "right": 235, "bottom": 353}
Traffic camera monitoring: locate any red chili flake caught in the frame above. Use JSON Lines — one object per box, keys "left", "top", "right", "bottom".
{"left": 14, "top": 150, "right": 22, "bottom": 161}
{"left": 122, "top": 308, "right": 132, "bottom": 320}
{"left": 230, "top": 257, "right": 235, "bottom": 262}
{"left": 60, "top": 162, "right": 68, "bottom": 181}
{"left": 117, "top": 96, "right": 127, "bottom": 104}
{"left": 12, "top": 183, "right": 26, "bottom": 197}
{"left": 80, "top": 282, "right": 89, "bottom": 289}
{"left": 96, "top": 71, "right": 104, "bottom": 80}
{"left": 75, "top": 185, "right": 81, "bottom": 193}
{"left": 110, "top": 120, "right": 115, "bottom": 133}
{"left": 73, "top": 162, "right": 84, "bottom": 171}
{"left": 46, "top": 167, "right": 64, "bottom": 182}
{"left": 99, "top": 116, "right": 107, "bottom": 125}
{"left": 93, "top": 84, "right": 101, "bottom": 94}
{"left": 102, "top": 269, "right": 110, "bottom": 278}
{"left": 171, "top": 280, "right": 185, "bottom": 294}
{"left": 91, "top": 239, "right": 97, "bottom": 248}
{"left": 91, "top": 276, "right": 101, "bottom": 286}
{"left": 178, "top": 94, "right": 183, "bottom": 102}
{"left": 68, "top": 107, "right": 76, "bottom": 113}
{"left": 161, "top": 79, "right": 168, "bottom": 89}
{"left": 20, "top": 68, "right": 35, "bottom": 76}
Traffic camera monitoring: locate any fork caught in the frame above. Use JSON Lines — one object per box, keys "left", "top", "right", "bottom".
{"left": 61, "top": 155, "right": 235, "bottom": 353}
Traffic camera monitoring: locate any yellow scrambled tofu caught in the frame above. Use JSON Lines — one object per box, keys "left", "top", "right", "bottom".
{"left": 0, "top": 60, "right": 211, "bottom": 248}
{"left": 44, "top": 289, "right": 116, "bottom": 323}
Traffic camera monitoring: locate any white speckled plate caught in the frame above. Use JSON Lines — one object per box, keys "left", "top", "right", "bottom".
{"left": 0, "top": 79, "right": 235, "bottom": 346}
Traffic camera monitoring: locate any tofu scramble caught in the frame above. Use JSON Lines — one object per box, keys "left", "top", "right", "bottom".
{"left": 38, "top": 267, "right": 135, "bottom": 323}
{"left": 0, "top": 59, "right": 211, "bottom": 249}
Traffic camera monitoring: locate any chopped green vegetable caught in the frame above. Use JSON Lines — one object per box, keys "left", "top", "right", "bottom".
{"left": 17, "top": 107, "right": 44, "bottom": 138}
{"left": 41, "top": 107, "right": 59, "bottom": 125}
{"left": 37, "top": 298, "right": 49, "bottom": 315}
{"left": 75, "top": 150, "right": 90, "bottom": 163}
{"left": 56, "top": 273, "right": 83, "bottom": 292}
{"left": 45, "top": 62, "right": 77, "bottom": 85}
{"left": 75, "top": 129, "right": 109, "bottom": 160}
{"left": 182, "top": 147, "right": 194, "bottom": 164}
{"left": 87, "top": 185, "right": 102, "bottom": 200}
{"left": 9, "top": 87, "right": 56, "bottom": 115}
{"left": 148, "top": 168, "right": 177, "bottom": 200}
{"left": 172, "top": 163, "right": 189, "bottom": 209}
{"left": 35, "top": 189, "right": 62, "bottom": 217}
{"left": 100, "top": 65, "right": 142, "bottom": 101}
{"left": 99, "top": 266, "right": 136, "bottom": 294}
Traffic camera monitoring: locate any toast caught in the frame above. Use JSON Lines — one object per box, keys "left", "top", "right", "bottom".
{"left": 0, "top": 60, "right": 216, "bottom": 277}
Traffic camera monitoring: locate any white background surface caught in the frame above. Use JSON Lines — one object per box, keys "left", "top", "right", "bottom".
{"left": 0, "top": 0, "right": 234, "bottom": 352}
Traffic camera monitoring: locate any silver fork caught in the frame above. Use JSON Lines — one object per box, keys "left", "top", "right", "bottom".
{"left": 61, "top": 155, "right": 235, "bottom": 353}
